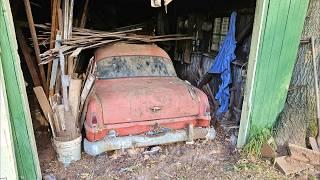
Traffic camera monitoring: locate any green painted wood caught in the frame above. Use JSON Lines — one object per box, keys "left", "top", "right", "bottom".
{"left": 237, "top": 0, "right": 270, "bottom": 147}
{"left": 0, "top": 0, "right": 41, "bottom": 179}
{"left": 0, "top": 56, "right": 18, "bottom": 180}
{"left": 242, "top": 0, "right": 310, "bottom": 138}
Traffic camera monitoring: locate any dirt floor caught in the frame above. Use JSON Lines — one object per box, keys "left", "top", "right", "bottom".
{"left": 37, "top": 129, "right": 319, "bottom": 180}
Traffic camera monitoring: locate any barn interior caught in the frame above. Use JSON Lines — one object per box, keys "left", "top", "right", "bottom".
{"left": 9, "top": 0, "right": 256, "bottom": 171}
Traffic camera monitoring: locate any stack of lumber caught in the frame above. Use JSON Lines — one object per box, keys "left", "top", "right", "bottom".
{"left": 34, "top": 24, "right": 192, "bottom": 65}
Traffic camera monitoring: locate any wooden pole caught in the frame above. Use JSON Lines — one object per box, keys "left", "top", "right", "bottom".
{"left": 47, "top": 0, "right": 60, "bottom": 91}
{"left": 79, "top": 0, "right": 89, "bottom": 28}
{"left": 16, "top": 28, "right": 41, "bottom": 87}
{"left": 22, "top": 0, "right": 48, "bottom": 94}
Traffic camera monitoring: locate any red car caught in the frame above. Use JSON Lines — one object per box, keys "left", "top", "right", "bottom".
{"left": 84, "top": 43, "right": 215, "bottom": 155}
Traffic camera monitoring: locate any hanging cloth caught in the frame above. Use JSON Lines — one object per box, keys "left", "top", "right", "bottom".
{"left": 209, "top": 11, "right": 237, "bottom": 116}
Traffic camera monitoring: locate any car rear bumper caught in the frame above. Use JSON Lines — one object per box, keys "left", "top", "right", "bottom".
{"left": 85, "top": 115, "right": 211, "bottom": 142}
{"left": 84, "top": 126, "right": 216, "bottom": 156}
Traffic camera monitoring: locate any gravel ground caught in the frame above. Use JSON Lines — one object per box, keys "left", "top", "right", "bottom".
{"left": 37, "top": 129, "right": 306, "bottom": 180}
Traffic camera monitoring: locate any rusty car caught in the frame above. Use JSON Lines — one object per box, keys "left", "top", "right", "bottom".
{"left": 84, "top": 43, "right": 215, "bottom": 155}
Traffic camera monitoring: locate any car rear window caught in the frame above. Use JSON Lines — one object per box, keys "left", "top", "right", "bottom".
{"left": 96, "top": 56, "right": 177, "bottom": 79}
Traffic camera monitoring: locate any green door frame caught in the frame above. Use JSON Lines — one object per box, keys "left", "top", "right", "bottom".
{"left": 0, "top": 0, "right": 41, "bottom": 179}
{"left": 237, "top": 0, "right": 310, "bottom": 147}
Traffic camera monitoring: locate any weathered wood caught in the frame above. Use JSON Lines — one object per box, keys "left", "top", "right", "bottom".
{"left": 62, "top": 0, "right": 69, "bottom": 39}
{"left": 16, "top": 28, "right": 41, "bottom": 87}
{"left": 69, "top": 78, "right": 82, "bottom": 121}
{"left": 68, "top": 0, "right": 74, "bottom": 38}
{"left": 67, "top": 55, "right": 74, "bottom": 75}
{"left": 275, "top": 156, "right": 312, "bottom": 175}
{"left": 55, "top": 105, "right": 66, "bottom": 131}
{"left": 23, "top": 0, "right": 48, "bottom": 94}
{"left": 80, "top": 74, "right": 95, "bottom": 107}
{"left": 47, "top": 112, "right": 56, "bottom": 138}
{"left": 33, "top": 86, "right": 53, "bottom": 121}
{"left": 289, "top": 143, "right": 320, "bottom": 166}
{"left": 49, "top": 32, "right": 62, "bottom": 95}
{"left": 47, "top": 0, "right": 60, "bottom": 90}
{"left": 309, "top": 137, "right": 319, "bottom": 152}
{"left": 58, "top": 7, "right": 63, "bottom": 31}
{"left": 0, "top": 0, "right": 41, "bottom": 178}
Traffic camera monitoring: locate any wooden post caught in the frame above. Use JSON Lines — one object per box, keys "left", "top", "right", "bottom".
{"left": 16, "top": 28, "right": 41, "bottom": 87}
{"left": 0, "top": 0, "right": 41, "bottom": 178}
{"left": 47, "top": 0, "right": 60, "bottom": 90}
{"left": 22, "top": 0, "right": 48, "bottom": 94}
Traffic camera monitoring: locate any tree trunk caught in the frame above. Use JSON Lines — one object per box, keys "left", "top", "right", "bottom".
{"left": 274, "top": 0, "right": 320, "bottom": 148}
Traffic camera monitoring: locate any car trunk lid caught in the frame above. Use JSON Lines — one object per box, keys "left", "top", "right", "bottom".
{"left": 95, "top": 77, "right": 200, "bottom": 125}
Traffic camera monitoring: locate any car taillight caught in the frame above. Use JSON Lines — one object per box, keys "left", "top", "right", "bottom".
{"left": 205, "top": 103, "right": 211, "bottom": 116}
{"left": 91, "top": 112, "right": 98, "bottom": 127}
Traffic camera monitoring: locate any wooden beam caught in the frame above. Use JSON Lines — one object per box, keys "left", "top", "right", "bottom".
{"left": 16, "top": 28, "right": 41, "bottom": 87}
{"left": 22, "top": 0, "right": 48, "bottom": 94}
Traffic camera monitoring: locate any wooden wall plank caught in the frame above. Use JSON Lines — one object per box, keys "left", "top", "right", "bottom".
{"left": 237, "top": 0, "right": 270, "bottom": 147}
{"left": 0, "top": 0, "right": 41, "bottom": 179}
{"left": 238, "top": 0, "right": 310, "bottom": 145}
{"left": 0, "top": 56, "right": 18, "bottom": 180}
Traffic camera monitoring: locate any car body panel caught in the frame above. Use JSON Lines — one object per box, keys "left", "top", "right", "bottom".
{"left": 85, "top": 43, "right": 211, "bottom": 142}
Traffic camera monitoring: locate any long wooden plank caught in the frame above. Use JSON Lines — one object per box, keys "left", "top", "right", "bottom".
{"left": 69, "top": 78, "right": 82, "bottom": 121}
{"left": 23, "top": 0, "right": 48, "bottom": 94}
{"left": 16, "top": 28, "right": 41, "bottom": 87}
{"left": 0, "top": 0, "right": 41, "bottom": 178}
{"left": 47, "top": 0, "right": 59, "bottom": 90}
{"left": 33, "top": 86, "right": 54, "bottom": 121}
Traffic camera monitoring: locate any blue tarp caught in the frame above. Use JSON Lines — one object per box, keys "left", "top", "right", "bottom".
{"left": 209, "top": 12, "right": 237, "bottom": 116}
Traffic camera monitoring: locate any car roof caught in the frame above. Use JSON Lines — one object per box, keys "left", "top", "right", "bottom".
{"left": 94, "top": 43, "right": 171, "bottom": 61}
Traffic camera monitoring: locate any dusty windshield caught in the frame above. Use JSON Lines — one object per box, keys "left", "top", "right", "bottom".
{"left": 96, "top": 56, "right": 177, "bottom": 79}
